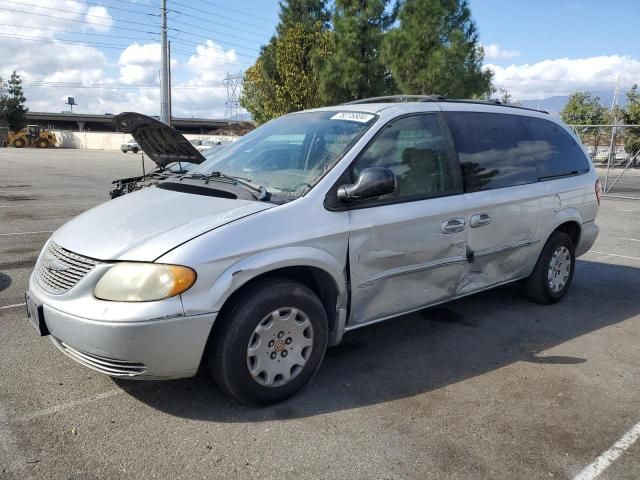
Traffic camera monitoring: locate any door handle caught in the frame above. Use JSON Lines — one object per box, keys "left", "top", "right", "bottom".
{"left": 470, "top": 213, "right": 492, "bottom": 228}
{"left": 441, "top": 217, "right": 466, "bottom": 234}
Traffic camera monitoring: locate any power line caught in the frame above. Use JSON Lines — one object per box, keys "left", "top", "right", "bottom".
{"left": 168, "top": 0, "right": 274, "bottom": 34}
{"left": 168, "top": 10, "right": 271, "bottom": 44}
{"left": 169, "top": 33, "right": 260, "bottom": 59}
{"left": 0, "top": 7, "right": 157, "bottom": 34}
{"left": 0, "top": 32, "right": 249, "bottom": 66}
{"left": 0, "top": 23, "right": 156, "bottom": 42}
{"left": 190, "top": 0, "right": 276, "bottom": 25}
{"left": 3, "top": 0, "right": 157, "bottom": 28}
{"left": 24, "top": 81, "right": 227, "bottom": 90}
{"left": 168, "top": 22, "right": 264, "bottom": 49}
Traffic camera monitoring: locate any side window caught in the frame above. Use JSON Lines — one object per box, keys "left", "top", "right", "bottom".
{"left": 445, "top": 112, "right": 538, "bottom": 192}
{"left": 521, "top": 117, "right": 590, "bottom": 179}
{"left": 352, "top": 114, "right": 455, "bottom": 201}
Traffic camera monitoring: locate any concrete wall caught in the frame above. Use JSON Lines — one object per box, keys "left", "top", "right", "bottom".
{"left": 53, "top": 130, "right": 239, "bottom": 150}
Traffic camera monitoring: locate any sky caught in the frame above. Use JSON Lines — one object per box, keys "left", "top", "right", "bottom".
{"left": 0, "top": 0, "right": 638, "bottom": 118}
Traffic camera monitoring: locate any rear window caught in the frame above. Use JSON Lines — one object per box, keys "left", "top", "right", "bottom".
{"left": 444, "top": 112, "right": 590, "bottom": 192}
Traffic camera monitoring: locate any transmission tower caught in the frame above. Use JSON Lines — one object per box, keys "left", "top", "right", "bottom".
{"left": 223, "top": 72, "right": 244, "bottom": 120}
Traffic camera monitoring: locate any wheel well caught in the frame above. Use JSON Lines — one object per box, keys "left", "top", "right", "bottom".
{"left": 554, "top": 221, "right": 581, "bottom": 247}
{"left": 215, "top": 266, "right": 340, "bottom": 338}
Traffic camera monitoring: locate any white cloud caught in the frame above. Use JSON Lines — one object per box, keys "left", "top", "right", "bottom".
{"left": 118, "top": 43, "right": 162, "bottom": 85}
{"left": 187, "top": 40, "right": 239, "bottom": 83}
{"left": 486, "top": 55, "right": 640, "bottom": 100}
{"left": 482, "top": 43, "right": 521, "bottom": 60}
{"left": 85, "top": 5, "right": 113, "bottom": 33}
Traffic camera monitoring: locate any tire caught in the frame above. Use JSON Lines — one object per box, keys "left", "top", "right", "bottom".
{"left": 208, "top": 278, "right": 328, "bottom": 405}
{"left": 132, "top": 147, "right": 139, "bottom": 153}
{"left": 12, "top": 138, "right": 26, "bottom": 148}
{"left": 523, "top": 231, "right": 575, "bottom": 304}
{"left": 36, "top": 138, "right": 49, "bottom": 148}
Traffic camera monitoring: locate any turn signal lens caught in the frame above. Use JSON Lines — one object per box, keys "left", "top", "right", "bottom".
{"left": 94, "top": 263, "right": 196, "bottom": 302}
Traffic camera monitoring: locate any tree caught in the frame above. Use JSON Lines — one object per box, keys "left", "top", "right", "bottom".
{"left": 498, "top": 88, "right": 520, "bottom": 106}
{"left": 318, "top": 0, "right": 396, "bottom": 104}
{"left": 241, "top": 0, "right": 330, "bottom": 124}
{"left": 276, "top": 0, "right": 329, "bottom": 34}
{"left": 382, "top": 0, "right": 493, "bottom": 98}
{"left": 0, "top": 77, "right": 7, "bottom": 126}
{"left": 242, "top": 24, "right": 333, "bottom": 124}
{"left": 623, "top": 84, "right": 640, "bottom": 157}
{"left": 4, "top": 71, "right": 28, "bottom": 131}
{"left": 560, "top": 90, "right": 608, "bottom": 152}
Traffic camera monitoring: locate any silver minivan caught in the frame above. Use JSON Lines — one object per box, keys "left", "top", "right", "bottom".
{"left": 26, "top": 97, "right": 601, "bottom": 405}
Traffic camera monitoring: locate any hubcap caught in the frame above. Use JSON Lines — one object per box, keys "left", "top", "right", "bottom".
{"left": 246, "top": 307, "right": 314, "bottom": 387}
{"left": 547, "top": 246, "right": 571, "bottom": 294}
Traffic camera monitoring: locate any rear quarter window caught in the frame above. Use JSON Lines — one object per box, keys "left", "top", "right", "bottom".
{"left": 444, "top": 111, "right": 591, "bottom": 192}
{"left": 520, "top": 116, "right": 590, "bottom": 179}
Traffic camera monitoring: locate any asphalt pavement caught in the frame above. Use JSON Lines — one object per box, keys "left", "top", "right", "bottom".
{"left": 1, "top": 149, "right": 639, "bottom": 480}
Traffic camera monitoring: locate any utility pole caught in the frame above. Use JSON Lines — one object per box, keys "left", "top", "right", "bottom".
{"left": 160, "top": 0, "right": 170, "bottom": 125}
{"left": 168, "top": 41, "right": 172, "bottom": 124}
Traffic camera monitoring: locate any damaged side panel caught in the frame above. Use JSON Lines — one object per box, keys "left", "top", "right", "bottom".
{"left": 347, "top": 194, "right": 470, "bottom": 326}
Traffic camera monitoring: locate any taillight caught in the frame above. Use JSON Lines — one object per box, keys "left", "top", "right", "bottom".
{"left": 595, "top": 179, "right": 602, "bottom": 206}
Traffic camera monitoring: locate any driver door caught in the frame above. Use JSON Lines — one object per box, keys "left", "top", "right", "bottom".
{"left": 346, "top": 114, "right": 470, "bottom": 326}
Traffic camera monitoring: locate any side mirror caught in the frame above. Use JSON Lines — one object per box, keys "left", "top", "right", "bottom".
{"left": 337, "top": 167, "right": 396, "bottom": 202}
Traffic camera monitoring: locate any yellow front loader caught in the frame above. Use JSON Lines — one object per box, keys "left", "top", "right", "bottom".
{"left": 7, "top": 125, "right": 57, "bottom": 148}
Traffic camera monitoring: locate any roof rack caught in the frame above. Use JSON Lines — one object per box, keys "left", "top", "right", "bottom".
{"left": 342, "top": 95, "right": 445, "bottom": 104}
{"left": 341, "top": 95, "right": 548, "bottom": 114}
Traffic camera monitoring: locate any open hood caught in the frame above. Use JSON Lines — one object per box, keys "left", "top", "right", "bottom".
{"left": 114, "top": 112, "right": 207, "bottom": 168}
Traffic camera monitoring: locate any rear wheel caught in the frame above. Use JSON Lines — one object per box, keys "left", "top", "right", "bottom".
{"left": 12, "top": 138, "right": 26, "bottom": 148}
{"left": 132, "top": 147, "right": 139, "bottom": 153}
{"left": 523, "top": 231, "right": 575, "bottom": 304}
{"left": 208, "top": 278, "right": 328, "bottom": 405}
{"left": 36, "top": 138, "right": 49, "bottom": 148}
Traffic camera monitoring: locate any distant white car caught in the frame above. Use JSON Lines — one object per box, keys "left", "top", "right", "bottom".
{"left": 120, "top": 139, "right": 140, "bottom": 153}
{"left": 196, "top": 139, "right": 230, "bottom": 152}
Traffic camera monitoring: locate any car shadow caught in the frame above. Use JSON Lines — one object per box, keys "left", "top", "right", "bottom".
{"left": 115, "top": 259, "right": 640, "bottom": 421}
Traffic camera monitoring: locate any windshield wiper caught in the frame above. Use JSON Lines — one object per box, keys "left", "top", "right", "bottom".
{"left": 182, "top": 171, "right": 271, "bottom": 201}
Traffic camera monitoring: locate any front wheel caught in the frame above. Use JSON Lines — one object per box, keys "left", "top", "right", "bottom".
{"left": 207, "top": 278, "right": 328, "bottom": 405}
{"left": 523, "top": 231, "right": 575, "bottom": 304}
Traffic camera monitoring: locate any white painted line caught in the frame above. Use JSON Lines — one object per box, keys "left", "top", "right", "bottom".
{"left": 0, "top": 202, "right": 97, "bottom": 208}
{"left": 0, "top": 303, "right": 26, "bottom": 310}
{"left": 620, "top": 237, "right": 640, "bottom": 242}
{"left": 0, "top": 230, "right": 52, "bottom": 237}
{"left": 588, "top": 251, "right": 640, "bottom": 261}
{"left": 5, "top": 389, "right": 124, "bottom": 424}
{"left": 573, "top": 421, "right": 640, "bottom": 480}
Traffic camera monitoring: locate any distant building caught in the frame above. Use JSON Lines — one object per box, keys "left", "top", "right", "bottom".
{"left": 25, "top": 112, "right": 254, "bottom": 136}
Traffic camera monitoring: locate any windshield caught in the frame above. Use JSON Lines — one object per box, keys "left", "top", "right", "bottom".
{"left": 194, "top": 110, "right": 377, "bottom": 202}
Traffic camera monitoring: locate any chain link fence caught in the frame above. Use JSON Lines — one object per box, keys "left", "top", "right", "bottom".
{"left": 569, "top": 124, "right": 640, "bottom": 199}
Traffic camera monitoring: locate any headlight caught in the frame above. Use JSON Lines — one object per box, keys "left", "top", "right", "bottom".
{"left": 94, "top": 263, "right": 196, "bottom": 302}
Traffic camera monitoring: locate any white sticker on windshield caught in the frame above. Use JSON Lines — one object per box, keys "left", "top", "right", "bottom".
{"left": 330, "top": 112, "right": 375, "bottom": 123}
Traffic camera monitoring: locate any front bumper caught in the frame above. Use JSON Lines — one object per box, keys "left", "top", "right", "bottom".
{"left": 28, "top": 272, "right": 217, "bottom": 379}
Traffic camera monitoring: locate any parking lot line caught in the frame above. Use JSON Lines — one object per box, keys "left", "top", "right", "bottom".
{"left": 0, "top": 230, "right": 53, "bottom": 237}
{"left": 0, "top": 303, "right": 26, "bottom": 310}
{"left": 620, "top": 237, "right": 640, "bottom": 242}
{"left": 574, "top": 421, "right": 640, "bottom": 480}
{"left": 4, "top": 389, "right": 124, "bottom": 424}
{"left": 587, "top": 251, "right": 640, "bottom": 261}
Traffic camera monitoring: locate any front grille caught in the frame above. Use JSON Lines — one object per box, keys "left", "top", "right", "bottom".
{"left": 50, "top": 337, "right": 146, "bottom": 377}
{"left": 37, "top": 242, "right": 100, "bottom": 294}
